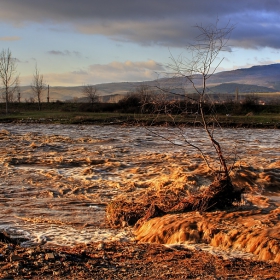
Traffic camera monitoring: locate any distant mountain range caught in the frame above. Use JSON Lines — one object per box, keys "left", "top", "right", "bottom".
{"left": 19, "top": 63, "right": 280, "bottom": 102}
{"left": 207, "top": 63, "right": 280, "bottom": 92}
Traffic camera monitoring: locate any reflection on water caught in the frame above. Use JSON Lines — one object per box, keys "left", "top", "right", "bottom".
{"left": 0, "top": 124, "right": 279, "bottom": 247}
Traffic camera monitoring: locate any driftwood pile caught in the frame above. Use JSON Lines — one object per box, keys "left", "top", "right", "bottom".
{"left": 169, "top": 176, "right": 243, "bottom": 212}
{"left": 106, "top": 176, "right": 244, "bottom": 228}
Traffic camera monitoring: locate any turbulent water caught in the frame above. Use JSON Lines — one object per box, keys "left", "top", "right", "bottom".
{"left": 0, "top": 124, "right": 280, "bottom": 250}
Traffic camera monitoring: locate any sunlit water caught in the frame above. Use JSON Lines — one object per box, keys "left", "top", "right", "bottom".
{"left": 0, "top": 124, "right": 279, "bottom": 247}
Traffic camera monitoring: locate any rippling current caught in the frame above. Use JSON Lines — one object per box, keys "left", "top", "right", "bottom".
{"left": 0, "top": 124, "right": 279, "bottom": 247}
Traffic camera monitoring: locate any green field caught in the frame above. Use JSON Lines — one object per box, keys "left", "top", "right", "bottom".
{"left": 0, "top": 110, "right": 279, "bottom": 128}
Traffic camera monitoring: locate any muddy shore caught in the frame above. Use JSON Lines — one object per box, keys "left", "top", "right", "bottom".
{"left": 1, "top": 241, "right": 280, "bottom": 279}
{"left": 0, "top": 116, "right": 280, "bottom": 129}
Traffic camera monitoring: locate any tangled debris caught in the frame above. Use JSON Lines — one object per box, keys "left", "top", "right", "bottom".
{"left": 169, "top": 176, "right": 244, "bottom": 212}
{"left": 106, "top": 176, "right": 244, "bottom": 229}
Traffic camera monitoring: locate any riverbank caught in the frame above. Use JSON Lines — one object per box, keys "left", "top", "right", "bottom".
{"left": 0, "top": 111, "right": 280, "bottom": 128}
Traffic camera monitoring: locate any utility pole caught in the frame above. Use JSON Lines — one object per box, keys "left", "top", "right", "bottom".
{"left": 235, "top": 87, "right": 239, "bottom": 103}
{"left": 47, "top": 84, "right": 50, "bottom": 103}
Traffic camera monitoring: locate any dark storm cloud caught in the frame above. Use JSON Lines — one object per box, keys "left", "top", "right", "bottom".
{"left": 1, "top": 0, "right": 280, "bottom": 49}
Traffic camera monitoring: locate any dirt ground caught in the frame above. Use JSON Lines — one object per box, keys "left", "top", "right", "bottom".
{"left": 1, "top": 241, "right": 280, "bottom": 280}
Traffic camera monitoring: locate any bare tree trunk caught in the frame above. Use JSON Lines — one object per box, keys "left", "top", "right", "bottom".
{"left": 5, "top": 85, "right": 8, "bottom": 114}
{"left": 199, "top": 88, "right": 229, "bottom": 178}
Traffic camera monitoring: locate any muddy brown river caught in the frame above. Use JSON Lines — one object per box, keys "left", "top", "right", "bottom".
{"left": 0, "top": 124, "right": 280, "bottom": 261}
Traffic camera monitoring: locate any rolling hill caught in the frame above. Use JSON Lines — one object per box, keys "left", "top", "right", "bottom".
{"left": 18, "top": 63, "right": 280, "bottom": 102}
{"left": 207, "top": 83, "right": 277, "bottom": 94}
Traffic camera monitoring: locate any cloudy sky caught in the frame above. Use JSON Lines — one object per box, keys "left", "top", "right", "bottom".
{"left": 0, "top": 0, "right": 280, "bottom": 86}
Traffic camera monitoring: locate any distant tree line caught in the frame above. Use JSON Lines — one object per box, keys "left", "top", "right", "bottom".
{"left": 1, "top": 85, "right": 280, "bottom": 115}
{"left": 0, "top": 48, "right": 279, "bottom": 116}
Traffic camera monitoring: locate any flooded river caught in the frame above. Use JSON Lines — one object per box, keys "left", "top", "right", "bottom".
{"left": 0, "top": 124, "right": 280, "bottom": 252}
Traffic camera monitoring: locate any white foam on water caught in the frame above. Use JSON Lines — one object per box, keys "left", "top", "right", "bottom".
{"left": 0, "top": 224, "right": 134, "bottom": 247}
{"left": 165, "top": 243, "right": 257, "bottom": 261}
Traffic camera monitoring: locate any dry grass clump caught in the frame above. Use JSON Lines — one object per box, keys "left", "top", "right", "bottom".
{"left": 106, "top": 200, "right": 149, "bottom": 228}
{"left": 106, "top": 188, "right": 187, "bottom": 228}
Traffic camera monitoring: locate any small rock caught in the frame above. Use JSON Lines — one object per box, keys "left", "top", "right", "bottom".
{"left": 45, "top": 252, "right": 55, "bottom": 260}
{"left": 27, "top": 249, "right": 35, "bottom": 255}
{"left": 97, "top": 242, "right": 105, "bottom": 250}
{"left": 10, "top": 254, "right": 22, "bottom": 261}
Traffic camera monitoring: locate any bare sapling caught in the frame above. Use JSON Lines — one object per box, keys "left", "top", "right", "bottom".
{"left": 31, "top": 64, "right": 45, "bottom": 111}
{"left": 0, "top": 48, "right": 20, "bottom": 114}
{"left": 141, "top": 20, "right": 244, "bottom": 214}
{"left": 106, "top": 21, "right": 244, "bottom": 228}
